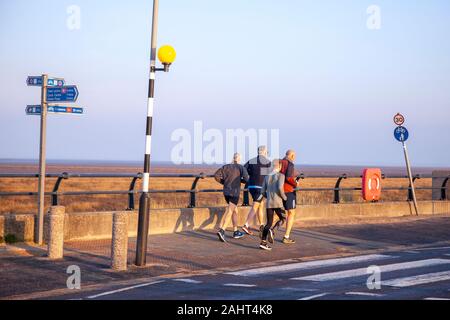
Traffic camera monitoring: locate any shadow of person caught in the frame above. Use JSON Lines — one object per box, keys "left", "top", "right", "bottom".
{"left": 198, "top": 207, "right": 225, "bottom": 231}
{"left": 173, "top": 208, "right": 195, "bottom": 233}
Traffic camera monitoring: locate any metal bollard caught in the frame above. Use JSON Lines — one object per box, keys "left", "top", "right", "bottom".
{"left": 47, "top": 206, "right": 65, "bottom": 260}
{"left": 111, "top": 211, "right": 129, "bottom": 271}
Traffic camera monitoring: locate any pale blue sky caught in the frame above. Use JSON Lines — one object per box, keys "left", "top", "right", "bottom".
{"left": 0, "top": 0, "right": 449, "bottom": 166}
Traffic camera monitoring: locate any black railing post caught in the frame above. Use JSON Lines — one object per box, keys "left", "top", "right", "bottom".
{"left": 441, "top": 176, "right": 450, "bottom": 201}
{"left": 128, "top": 173, "right": 143, "bottom": 210}
{"left": 333, "top": 174, "right": 347, "bottom": 204}
{"left": 408, "top": 175, "right": 420, "bottom": 201}
{"left": 52, "top": 172, "right": 69, "bottom": 206}
{"left": 189, "top": 173, "right": 205, "bottom": 208}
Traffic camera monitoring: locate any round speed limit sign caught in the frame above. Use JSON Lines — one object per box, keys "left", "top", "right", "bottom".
{"left": 394, "top": 113, "right": 405, "bottom": 126}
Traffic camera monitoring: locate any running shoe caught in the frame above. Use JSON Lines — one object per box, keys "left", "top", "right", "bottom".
{"left": 259, "top": 241, "right": 272, "bottom": 251}
{"left": 282, "top": 237, "right": 296, "bottom": 244}
{"left": 268, "top": 229, "right": 274, "bottom": 244}
{"left": 242, "top": 225, "right": 254, "bottom": 235}
{"left": 233, "top": 230, "right": 245, "bottom": 239}
{"left": 217, "top": 229, "right": 226, "bottom": 242}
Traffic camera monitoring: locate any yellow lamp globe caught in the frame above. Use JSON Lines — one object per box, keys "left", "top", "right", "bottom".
{"left": 158, "top": 45, "right": 176, "bottom": 65}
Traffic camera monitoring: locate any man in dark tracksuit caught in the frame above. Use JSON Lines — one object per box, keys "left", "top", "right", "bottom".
{"left": 242, "top": 146, "right": 271, "bottom": 236}
{"left": 214, "top": 153, "right": 249, "bottom": 242}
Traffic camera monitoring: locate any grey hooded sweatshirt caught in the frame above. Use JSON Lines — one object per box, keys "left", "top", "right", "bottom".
{"left": 260, "top": 172, "right": 287, "bottom": 209}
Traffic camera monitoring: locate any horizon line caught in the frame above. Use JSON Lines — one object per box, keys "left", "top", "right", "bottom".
{"left": 0, "top": 158, "right": 449, "bottom": 169}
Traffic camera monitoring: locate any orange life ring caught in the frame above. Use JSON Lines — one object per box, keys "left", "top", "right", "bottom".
{"left": 362, "top": 168, "right": 382, "bottom": 201}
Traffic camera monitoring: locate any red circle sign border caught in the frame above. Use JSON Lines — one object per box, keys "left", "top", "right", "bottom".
{"left": 394, "top": 113, "right": 405, "bottom": 126}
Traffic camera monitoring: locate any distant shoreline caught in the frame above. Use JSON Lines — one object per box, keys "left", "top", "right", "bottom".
{"left": 0, "top": 159, "right": 448, "bottom": 175}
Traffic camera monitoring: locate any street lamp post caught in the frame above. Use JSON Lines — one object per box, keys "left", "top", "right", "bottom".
{"left": 135, "top": 0, "right": 176, "bottom": 267}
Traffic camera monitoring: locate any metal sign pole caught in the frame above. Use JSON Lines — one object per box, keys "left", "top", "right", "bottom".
{"left": 35, "top": 74, "right": 48, "bottom": 244}
{"left": 402, "top": 141, "right": 419, "bottom": 216}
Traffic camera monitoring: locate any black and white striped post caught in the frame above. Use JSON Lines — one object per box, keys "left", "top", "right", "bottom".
{"left": 135, "top": 0, "right": 176, "bottom": 267}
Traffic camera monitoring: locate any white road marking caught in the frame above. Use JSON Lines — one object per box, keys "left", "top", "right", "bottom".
{"left": 292, "top": 259, "right": 450, "bottom": 282}
{"left": 227, "top": 254, "right": 392, "bottom": 277}
{"left": 414, "top": 246, "right": 450, "bottom": 251}
{"left": 224, "top": 283, "right": 257, "bottom": 288}
{"left": 424, "top": 297, "right": 450, "bottom": 301}
{"left": 345, "top": 292, "right": 384, "bottom": 297}
{"left": 298, "top": 293, "right": 329, "bottom": 300}
{"left": 383, "top": 271, "right": 450, "bottom": 288}
{"left": 86, "top": 280, "right": 164, "bottom": 299}
{"left": 282, "top": 287, "right": 319, "bottom": 292}
{"left": 173, "top": 279, "right": 203, "bottom": 284}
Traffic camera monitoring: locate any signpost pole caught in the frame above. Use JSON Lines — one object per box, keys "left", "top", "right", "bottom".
{"left": 35, "top": 74, "right": 48, "bottom": 244}
{"left": 402, "top": 141, "right": 419, "bottom": 216}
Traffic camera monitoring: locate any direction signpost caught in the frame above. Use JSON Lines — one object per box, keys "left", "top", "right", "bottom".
{"left": 27, "top": 76, "right": 65, "bottom": 87}
{"left": 26, "top": 105, "right": 84, "bottom": 115}
{"left": 47, "top": 86, "right": 79, "bottom": 102}
{"left": 393, "top": 114, "right": 419, "bottom": 216}
{"left": 26, "top": 74, "right": 84, "bottom": 244}
{"left": 36, "top": 74, "right": 48, "bottom": 245}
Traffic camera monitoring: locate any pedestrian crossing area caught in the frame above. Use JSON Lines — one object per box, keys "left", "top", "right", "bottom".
{"left": 78, "top": 249, "right": 450, "bottom": 300}
{"left": 226, "top": 254, "right": 393, "bottom": 277}
{"left": 382, "top": 271, "right": 450, "bottom": 288}
{"left": 219, "top": 252, "right": 450, "bottom": 299}
{"left": 291, "top": 258, "right": 450, "bottom": 282}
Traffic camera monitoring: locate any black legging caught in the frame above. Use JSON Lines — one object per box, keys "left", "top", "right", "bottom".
{"left": 262, "top": 208, "right": 284, "bottom": 241}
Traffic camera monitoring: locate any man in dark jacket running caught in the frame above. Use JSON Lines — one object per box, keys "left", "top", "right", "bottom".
{"left": 215, "top": 153, "right": 249, "bottom": 242}
{"left": 242, "top": 146, "right": 271, "bottom": 236}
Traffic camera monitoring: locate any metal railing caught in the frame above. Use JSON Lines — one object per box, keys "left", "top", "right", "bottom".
{"left": 0, "top": 172, "right": 449, "bottom": 210}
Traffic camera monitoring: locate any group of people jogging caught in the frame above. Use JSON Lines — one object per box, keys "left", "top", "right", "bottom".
{"left": 214, "top": 146, "right": 299, "bottom": 251}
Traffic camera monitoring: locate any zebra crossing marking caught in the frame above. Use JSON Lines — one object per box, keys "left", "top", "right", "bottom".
{"left": 383, "top": 271, "right": 450, "bottom": 288}
{"left": 292, "top": 259, "right": 450, "bottom": 282}
{"left": 227, "top": 254, "right": 392, "bottom": 277}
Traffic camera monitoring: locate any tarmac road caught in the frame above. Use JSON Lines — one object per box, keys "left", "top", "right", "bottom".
{"left": 48, "top": 245, "right": 450, "bottom": 300}
{"left": 2, "top": 215, "right": 450, "bottom": 300}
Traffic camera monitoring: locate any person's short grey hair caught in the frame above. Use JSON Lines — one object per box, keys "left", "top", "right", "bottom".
{"left": 286, "top": 149, "right": 296, "bottom": 157}
{"left": 258, "top": 146, "right": 268, "bottom": 156}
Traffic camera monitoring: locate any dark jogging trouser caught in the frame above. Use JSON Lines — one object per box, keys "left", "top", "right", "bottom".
{"left": 262, "top": 208, "right": 284, "bottom": 241}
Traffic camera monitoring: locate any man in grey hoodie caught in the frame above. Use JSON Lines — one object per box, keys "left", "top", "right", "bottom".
{"left": 214, "top": 153, "right": 249, "bottom": 242}
{"left": 258, "top": 159, "right": 287, "bottom": 251}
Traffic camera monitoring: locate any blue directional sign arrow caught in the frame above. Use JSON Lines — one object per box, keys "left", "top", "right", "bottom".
{"left": 25, "top": 105, "right": 42, "bottom": 115}
{"left": 394, "top": 126, "right": 409, "bottom": 142}
{"left": 46, "top": 78, "right": 65, "bottom": 87}
{"left": 46, "top": 86, "right": 79, "bottom": 102}
{"left": 27, "top": 76, "right": 65, "bottom": 87}
{"left": 47, "top": 105, "right": 84, "bottom": 114}
{"left": 26, "top": 105, "right": 84, "bottom": 115}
